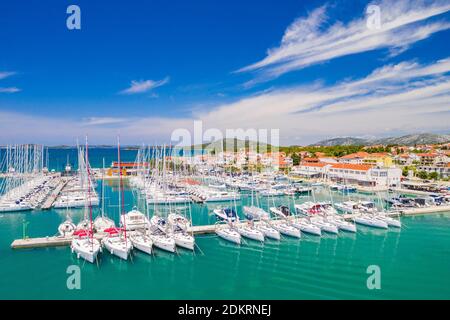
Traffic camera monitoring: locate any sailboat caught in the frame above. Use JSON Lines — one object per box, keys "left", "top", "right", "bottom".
{"left": 216, "top": 224, "right": 241, "bottom": 244}
{"left": 236, "top": 219, "right": 265, "bottom": 242}
{"left": 70, "top": 136, "right": 101, "bottom": 264}
{"left": 147, "top": 224, "right": 177, "bottom": 253}
{"left": 58, "top": 216, "right": 76, "bottom": 237}
{"left": 168, "top": 212, "right": 191, "bottom": 231}
{"left": 243, "top": 179, "right": 270, "bottom": 221}
{"left": 129, "top": 230, "right": 153, "bottom": 255}
{"left": 255, "top": 221, "right": 281, "bottom": 240}
{"left": 94, "top": 158, "right": 115, "bottom": 232}
{"left": 101, "top": 136, "right": 133, "bottom": 260}
{"left": 58, "top": 193, "right": 76, "bottom": 237}
{"left": 264, "top": 185, "right": 300, "bottom": 238}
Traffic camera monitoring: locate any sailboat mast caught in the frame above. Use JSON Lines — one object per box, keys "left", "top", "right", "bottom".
{"left": 118, "top": 136, "right": 127, "bottom": 242}
{"left": 85, "top": 136, "right": 94, "bottom": 246}
{"left": 102, "top": 158, "right": 105, "bottom": 217}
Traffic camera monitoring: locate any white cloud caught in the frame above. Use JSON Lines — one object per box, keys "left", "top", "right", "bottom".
{"left": 237, "top": 0, "right": 450, "bottom": 82}
{"left": 0, "top": 87, "right": 21, "bottom": 93}
{"left": 1, "top": 59, "right": 449, "bottom": 145}
{"left": 120, "top": 77, "right": 170, "bottom": 94}
{"left": 0, "top": 71, "right": 16, "bottom": 80}
{"left": 81, "top": 117, "right": 129, "bottom": 126}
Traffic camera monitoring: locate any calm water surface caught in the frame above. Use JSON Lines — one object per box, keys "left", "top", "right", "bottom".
{"left": 0, "top": 149, "right": 449, "bottom": 299}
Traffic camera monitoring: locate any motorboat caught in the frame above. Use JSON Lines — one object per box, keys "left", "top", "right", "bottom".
{"left": 120, "top": 206, "right": 150, "bottom": 230}
{"left": 213, "top": 208, "right": 239, "bottom": 223}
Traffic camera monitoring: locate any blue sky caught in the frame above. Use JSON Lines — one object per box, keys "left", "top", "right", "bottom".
{"left": 0, "top": 0, "right": 449, "bottom": 145}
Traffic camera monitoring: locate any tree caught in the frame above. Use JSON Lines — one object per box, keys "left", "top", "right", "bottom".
{"left": 291, "top": 153, "right": 301, "bottom": 166}
{"left": 417, "top": 171, "right": 428, "bottom": 180}
{"left": 428, "top": 172, "right": 439, "bottom": 180}
{"left": 402, "top": 166, "right": 409, "bottom": 177}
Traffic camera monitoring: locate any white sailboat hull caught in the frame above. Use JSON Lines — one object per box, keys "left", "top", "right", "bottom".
{"left": 256, "top": 224, "right": 280, "bottom": 240}
{"left": 291, "top": 220, "right": 322, "bottom": 236}
{"left": 71, "top": 238, "right": 101, "bottom": 264}
{"left": 354, "top": 216, "right": 388, "bottom": 229}
{"left": 149, "top": 234, "right": 176, "bottom": 253}
{"left": 237, "top": 227, "right": 265, "bottom": 242}
{"left": 102, "top": 237, "right": 133, "bottom": 260}
{"left": 273, "top": 223, "right": 301, "bottom": 238}
{"left": 172, "top": 233, "right": 195, "bottom": 250}
{"left": 129, "top": 234, "right": 153, "bottom": 255}
{"left": 311, "top": 218, "right": 339, "bottom": 234}
{"left": 216, "top": 227, "right": 241, "bottom": 244}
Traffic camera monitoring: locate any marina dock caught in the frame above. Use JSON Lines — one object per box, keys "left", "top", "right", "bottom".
{"left": 40, "top": 178, "right": 68, "bottom": 210}
{"left": 11, "top": 205, "right": 450, "bottom": 250}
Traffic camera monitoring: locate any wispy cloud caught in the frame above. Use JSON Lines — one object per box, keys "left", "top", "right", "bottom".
{"left": 120, "top": 77, "right": 170, "bottom": 94}
{"left": 237, "top": 0, "right": 450, "bottom": 83}
{"left": 0, "top": 71, "right": 16, "bottom": 80}
{"left": 0, "top": 87, "right": 21, "bottom": 93}
{"left": 81, "top": 117, "right": 129, "bottom": 126}
{"left": 1, "top": 59, "right": 449, "bottom": 145}
{"left": 0, "top": 71, "right": 20, "bottom": 93}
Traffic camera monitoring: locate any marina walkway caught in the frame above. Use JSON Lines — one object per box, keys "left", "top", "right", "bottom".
{"left": 10, "top": 205, "right": 450, "bottom": 250}
{"left": 40, "top": 178, "right": 68, "bottom": 210}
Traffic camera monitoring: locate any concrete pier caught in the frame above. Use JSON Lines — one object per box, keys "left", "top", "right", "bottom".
{"left": 10, "top": 205, "right": 450, "bottom": 250}
{"left": 40, "top": 178, "right": 68, "bottom": 210}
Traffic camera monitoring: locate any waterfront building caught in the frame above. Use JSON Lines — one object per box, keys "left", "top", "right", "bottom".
{"left": 292, "top": 162, "right": 402, "bottom": 187}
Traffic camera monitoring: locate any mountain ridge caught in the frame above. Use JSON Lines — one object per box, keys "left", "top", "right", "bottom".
{"left": 311, "top": 133, "right": 450, "bottom": 146}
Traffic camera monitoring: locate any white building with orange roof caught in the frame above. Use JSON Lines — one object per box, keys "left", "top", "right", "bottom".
{"left": 292, "top": 162, "right": 330, "bottom": 178}
{"left": 328, "top": 163, "right": 401, "bottom": 187}
{"left": 292, "top": 162, "right": 401, "bottom": 187}
{"left": 338, "top": 152, "right": 370, "bottom": 164}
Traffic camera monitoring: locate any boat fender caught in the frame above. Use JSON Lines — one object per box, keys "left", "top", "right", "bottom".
{"left": 77, "top": 253, "right": 80, "bottom": 259}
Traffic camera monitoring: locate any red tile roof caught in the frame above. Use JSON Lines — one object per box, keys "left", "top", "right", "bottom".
{"left": 331, "top": 163, "right": 373, "bottom": 171}
{"left": 416, "top": 153, "right": 437, "bottom": 157}
{"left": 340, "top": 152, "right": 370, "bottom": 159}
{"left": 299, "top": 162, "right": 328, "bottom": 167}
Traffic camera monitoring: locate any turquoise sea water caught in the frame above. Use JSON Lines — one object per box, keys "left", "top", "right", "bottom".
{"left": 0, "top": 149, "right": 450, "bottom": 299}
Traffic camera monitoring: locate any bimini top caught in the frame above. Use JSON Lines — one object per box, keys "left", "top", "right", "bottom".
{"left": 224, "top": 208, "right": 237, "bottom": 218}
